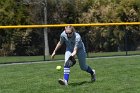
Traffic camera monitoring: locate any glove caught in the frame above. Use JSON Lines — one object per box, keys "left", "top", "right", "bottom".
{"left": 65, "top": 56, "right": 76, "bottom": 67}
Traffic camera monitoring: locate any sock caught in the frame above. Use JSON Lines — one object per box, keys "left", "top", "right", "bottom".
{"left": 86, "top": 66, "right": 93, "bottom": 75}
{"left": 64, "top": 66, "right": 70, "bottom": 82}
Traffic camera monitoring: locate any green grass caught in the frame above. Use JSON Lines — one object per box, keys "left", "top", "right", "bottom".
{"left": 0, "top": 56, "right": 140, "bottom": 93}
{"left": 87, "top": 51, "right": 140, "bottom": 57}
{"left": 0, "top": 56, "right": 44, "bottom": 64}
{"left": 0, "top": 55, "right": 62, "bottom": 64}
{"left": 0, "top": 51, "right": 140, "bottom": 64}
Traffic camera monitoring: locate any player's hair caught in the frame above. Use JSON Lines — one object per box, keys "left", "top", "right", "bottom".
{"left": 65, "top": 25, "right": 76, "bottom": 32}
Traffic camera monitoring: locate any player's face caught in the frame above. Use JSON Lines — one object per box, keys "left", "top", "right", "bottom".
{"left": 65, "top": 30, "right": 73, "bottom": 38}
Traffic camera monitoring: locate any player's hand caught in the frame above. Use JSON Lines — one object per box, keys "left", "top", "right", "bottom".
{"left": 51, "top": 52, "right": 56, "bottom": 59}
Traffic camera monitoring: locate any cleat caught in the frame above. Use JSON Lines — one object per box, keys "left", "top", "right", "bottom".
{"left": 91, "top": 69, "right": 96, "bottom": 82}
{"left": 58, "top": 79, "right": 68, "bottom": 85}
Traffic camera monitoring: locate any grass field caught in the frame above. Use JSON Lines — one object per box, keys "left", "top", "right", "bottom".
{"left": 0, "top": 56, "right": 140, "bottom": 93}
{"left": 0, "top": 51, "right": 140, "bottom": 64}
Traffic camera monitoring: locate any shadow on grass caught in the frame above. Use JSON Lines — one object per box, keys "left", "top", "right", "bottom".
{"left": 69, "top": 81, "right": 94, "bottom": 86}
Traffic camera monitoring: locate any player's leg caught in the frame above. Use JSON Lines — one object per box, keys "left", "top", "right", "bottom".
{"left": 77, "top": 48, "right": 96, "bottom": 82}
{"left": 58, "top": 50, "right": 71, "bottom": 85}
{"left": 64, "top": 50, "right": 71, "bottom": 82}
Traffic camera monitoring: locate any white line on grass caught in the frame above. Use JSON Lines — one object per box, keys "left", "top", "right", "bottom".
{"left": 0, "top": 55, "right": 140, "bottom": 67}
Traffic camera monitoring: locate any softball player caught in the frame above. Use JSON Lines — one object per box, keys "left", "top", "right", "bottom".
{"left": 51, "top": 26, "right": 96, "bottom": 85}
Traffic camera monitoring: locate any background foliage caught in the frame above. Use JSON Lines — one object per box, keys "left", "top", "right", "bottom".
{"left": 0, "top": 0, "right": 140, "bottom": 56}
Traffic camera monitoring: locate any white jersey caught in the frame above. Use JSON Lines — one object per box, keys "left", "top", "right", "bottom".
{"left": 60, "top": 31, "right": 85, "bottom": 51}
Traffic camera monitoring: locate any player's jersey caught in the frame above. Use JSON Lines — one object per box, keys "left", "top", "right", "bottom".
{"left": 60, "top": 31, "right": 85, "bottom": 51}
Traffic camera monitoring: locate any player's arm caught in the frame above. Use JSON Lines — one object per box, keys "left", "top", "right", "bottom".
{"left": 51, "top": 33, "right": 64, "bottom": 59}
{"left": 71, "top": 47, "right": 78, "bottom": 57}
{"left": 71, "top": 34, "right": 81, "bottom": 57}
{"left": 51, "top": 41, "right": 62, "bottom": 59}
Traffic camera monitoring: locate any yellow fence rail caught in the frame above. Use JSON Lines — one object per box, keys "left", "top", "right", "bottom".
{"left": 0, "top": 22, "right": 140, "bottom": 29}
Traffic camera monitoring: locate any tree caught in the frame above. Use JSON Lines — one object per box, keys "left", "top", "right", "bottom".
{"left": 78, "top": 0, "right": 140, "bottom": 52}
{"left": 0, "top": 0, "right": 30, "bottom": 56}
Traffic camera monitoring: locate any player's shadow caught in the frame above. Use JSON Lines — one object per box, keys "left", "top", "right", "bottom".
{"left": 69, "top": 81, "right": 92, "bottom": 86}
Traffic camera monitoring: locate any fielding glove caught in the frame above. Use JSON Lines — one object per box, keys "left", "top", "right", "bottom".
{"left": 65, "top": 56, "right": 76, "bottom": 67}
